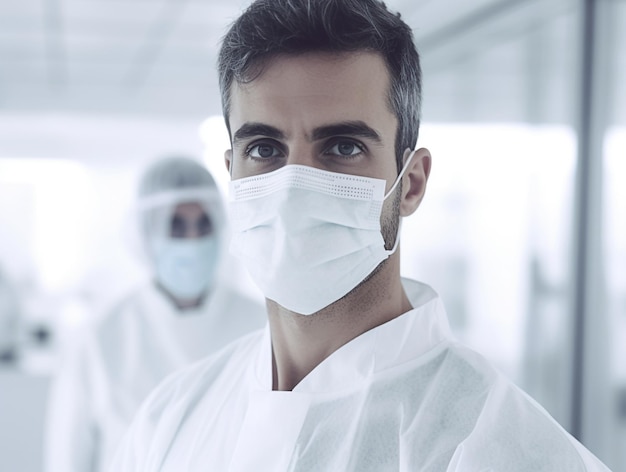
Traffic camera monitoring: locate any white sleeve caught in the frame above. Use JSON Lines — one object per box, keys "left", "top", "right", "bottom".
{"left": 106, "top": 405, "right": 152, "bottom": 472}
{"left": 43, "top": 338, "right": 98, "bottom": 472}
{"left": 107, "top": 369, "right": 182, "bottom": 472}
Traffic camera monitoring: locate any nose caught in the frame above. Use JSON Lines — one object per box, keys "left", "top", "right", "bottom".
{"left": 184, "top": 226, "right": 202, "bottom": 239}
{"left": 284, "top": 143, "right": 330, "bottom": 172}
{"left": 284, "top": 142, "right": 312, "bottom": 168}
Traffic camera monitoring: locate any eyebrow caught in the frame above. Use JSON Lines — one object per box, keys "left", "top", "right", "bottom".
{"left": 232, "top": 120, "right": 382, "bottom": 146}
{"left": 312, "top": 121, "right": 382, "bottom": 143}
{"left": 233, "top": 123, "right": 284, "bottom": 145}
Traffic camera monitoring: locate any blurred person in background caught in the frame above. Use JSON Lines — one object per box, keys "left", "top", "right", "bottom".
{"left": 44, "top": 156, "right": 266, "bottom": 472}
{"left": 0, "top": 266, "right": 21, "bottom": 367}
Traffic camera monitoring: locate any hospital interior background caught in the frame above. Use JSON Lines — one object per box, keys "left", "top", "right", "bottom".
{"left": 0, "top": 0, "right": 625, "bottom": 470}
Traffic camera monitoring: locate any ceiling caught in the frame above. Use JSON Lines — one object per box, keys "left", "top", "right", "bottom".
{"left": 1, "top": 0, "right": 600, "bottom": 125}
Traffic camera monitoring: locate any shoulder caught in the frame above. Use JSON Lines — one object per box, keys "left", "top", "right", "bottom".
{"left": 161, "top": 327, "right": 263, "bottom": 395}
{"left": 208, "top": 284, "right": 267, "bottom": 329}
{"left": 74, "top": 284, "right": 163, "bottom": 377}
{"left": 110, "top": 329, "right": 263, "bottom": 470}
{"left": 93, "top": 282, "right": 169, "bottom": 342}
{"left": 214, "top": 284, "right": 265, "bottom": 313}
{"left": 387, "top": 339, "right": 607, "bottom": 471}
{"left": 436, "top": 343, "right": 609, "bottom": 471}
{"left": 94, "top": 285, "right": 148, "bottom": 332}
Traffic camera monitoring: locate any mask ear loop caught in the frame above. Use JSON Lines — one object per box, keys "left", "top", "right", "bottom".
{"left": 383, "top": 149, "right": 417, "bottom": 255}
{"left": 383, "top": 149, "right": 418, "bottom": 200}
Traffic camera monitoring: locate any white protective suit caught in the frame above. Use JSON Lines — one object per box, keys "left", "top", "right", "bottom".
{"left": 44, "top": 281, "right": 265, "bottom": 472}
{"left": 109, "top": 279, "right": 610, "bottom": 471}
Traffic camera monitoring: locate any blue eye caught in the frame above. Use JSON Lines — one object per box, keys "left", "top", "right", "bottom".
{"left": 326, "top": 141, "right": 364, "bottom": 157}
{"left": 248, "top": 143, "right": 282, "bottom": 159}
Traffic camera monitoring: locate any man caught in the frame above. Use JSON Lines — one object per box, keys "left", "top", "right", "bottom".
{"left": 110, "top": 2, "right": 610, "bottom": 470}
{"left": 44, "top": 157, "right": 265, "bottom": 472}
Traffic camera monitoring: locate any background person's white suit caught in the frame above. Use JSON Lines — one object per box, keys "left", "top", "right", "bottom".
{"left": 44, "top": 157, "right": 266, "bottom": 472}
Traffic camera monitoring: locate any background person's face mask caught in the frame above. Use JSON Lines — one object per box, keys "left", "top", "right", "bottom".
{"left": 150, "top": 236, "right": 219, "bottom": 302}
{"left": 228, "top": 152, "right": 415, "bottom": 315}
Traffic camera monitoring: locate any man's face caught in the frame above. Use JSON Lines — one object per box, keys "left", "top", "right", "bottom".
{"left": 226, "top": 51, "right": 400, "bottom": 194}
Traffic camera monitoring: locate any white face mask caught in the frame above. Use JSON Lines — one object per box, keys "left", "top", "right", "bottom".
{"left": 228, "top": 151, "right": 415, "bottom": 315}
{"left": 150, "top": 236, "right": 220, "bottom": 302}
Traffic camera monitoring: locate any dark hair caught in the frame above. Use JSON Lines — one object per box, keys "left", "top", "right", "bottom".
{"left": 218, "top": 0, "right": 422, "bottom": 171}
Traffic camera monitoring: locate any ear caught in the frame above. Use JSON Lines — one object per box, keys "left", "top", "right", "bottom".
{"left": 224, "top": 149, "right": 233, "bottom": 176}
{"left": 399, "top": 147, "right": 431, "bottom": 217}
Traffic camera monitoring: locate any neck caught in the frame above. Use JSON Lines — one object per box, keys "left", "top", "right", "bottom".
{"left": 267, "top": 255, "right": 411, "bottom": 391}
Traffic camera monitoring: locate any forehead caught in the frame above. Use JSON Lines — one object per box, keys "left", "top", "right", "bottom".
{"left": 228, "top": 51, "right": 395, "bottom": 135}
